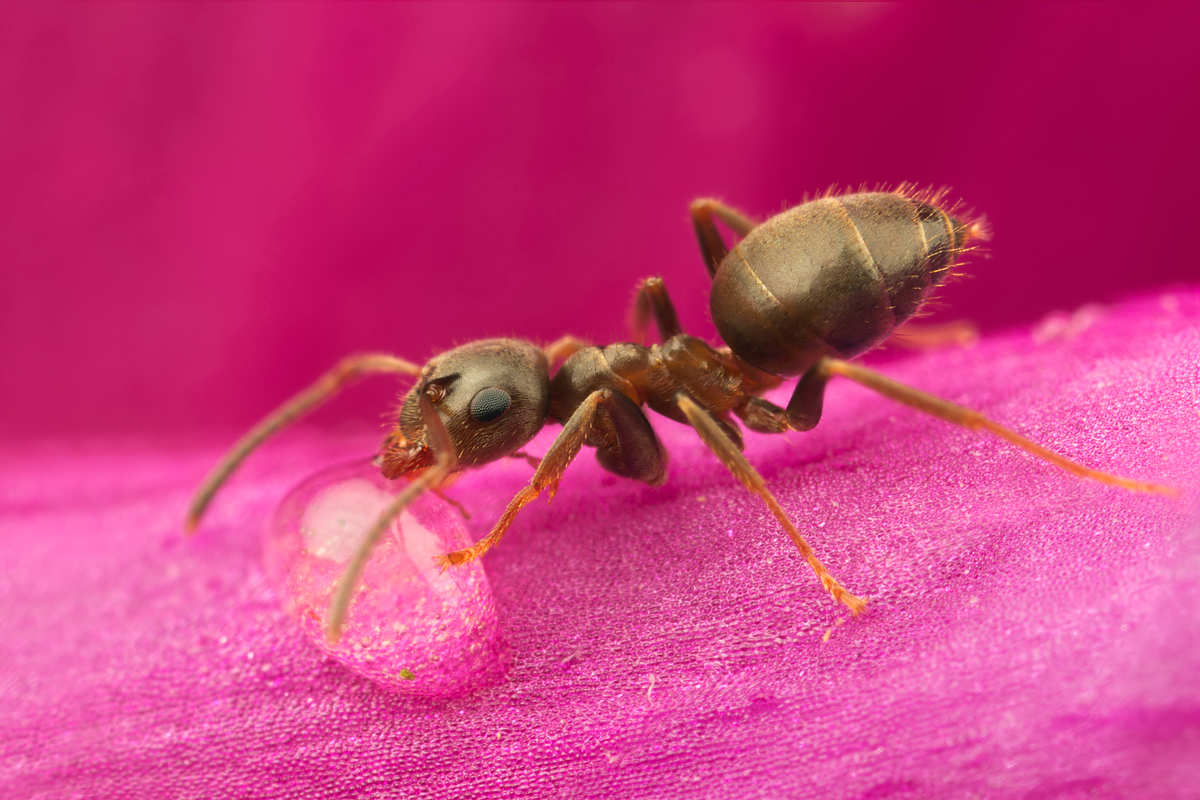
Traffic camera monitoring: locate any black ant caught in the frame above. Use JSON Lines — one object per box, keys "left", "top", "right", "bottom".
{"left": 186, "top": 186, "right": 1175, "bottom": 643}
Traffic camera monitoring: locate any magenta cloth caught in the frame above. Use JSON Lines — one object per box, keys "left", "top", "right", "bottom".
{"left": 3, "top": 289, "right": 1198, "bottom": 798}
{"left": 5, "top": 5, "right": 1200, "bottom": 797}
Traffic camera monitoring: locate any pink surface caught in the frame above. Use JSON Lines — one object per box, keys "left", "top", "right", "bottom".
{"left": 5, "top": 5, "right": 1200, "bottom": 797}
{"left": 2, "top": 290, "right": 1198, "bottom": 798}
{"left": 3, "top": 4, "right": 1200, "bottom": 440}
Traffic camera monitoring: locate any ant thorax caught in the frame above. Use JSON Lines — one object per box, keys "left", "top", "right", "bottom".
{"left": 547, "top": 335, "right": 752, "bottom": 428}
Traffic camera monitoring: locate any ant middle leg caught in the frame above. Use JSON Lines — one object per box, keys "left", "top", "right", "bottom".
{"left": 734, "top": 396, "right": 790, "bottom": 435}
{"left": 630, "top": 276, "right": 683, "bottom": 343}
{"left": 544, "top": 335, "right": 589, "bottom": 368}
{"left": 675, "top": 391, "right": 866, "bottom": 614}
{"left": 436, "top": 388, "right": 646, "bottom": 568}
{"left": 814, "top": 358, "right": 1177, "bottom": 497}
{"left": 186, "top": 353, "right": 422, "bottom": 531}
{"left": 508, "top": 451, "right": 543, "bottom": 470}
{"left": 690, "top": 198, "right": 756, "bottom": 278}
{"left": 592, "top": 390, "right": 668, "bottom": 485}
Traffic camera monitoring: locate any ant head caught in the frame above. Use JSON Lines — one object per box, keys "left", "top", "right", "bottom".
{"left": 379, "top": 339, "right": 551, "bottom": 478}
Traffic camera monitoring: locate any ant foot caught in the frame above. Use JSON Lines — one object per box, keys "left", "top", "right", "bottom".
{"left": 432, "top": 550, "right": 474, "bottom": 572}
{"left": 823, "top": 577, "right": 867, "bottom": 615}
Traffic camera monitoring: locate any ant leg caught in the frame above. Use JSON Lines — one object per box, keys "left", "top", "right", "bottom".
{"left": 630, "top": 277, "right": 684, "bottom": 343}
{"left": 888, "top": 319, "right": 979, "bottom": 349}
{"left": 675, "top": 392, "right": 867, "bottom": 615}
{"left": 820, "top": 358, "right": 1178, "bottom": 497}
{"left": 720, "top": 349, "right": 785, "bottom": 395}
{"left": 593, "top": 390, "right": 668, "bottom": 485}
{"left": 326, "top": 392, "right": 457, "bottom": 643}
{"left": 435, "top": 388, "right": 618, "bottom": 568}
{"left": 185, "top": 353, "right": 422, "bottom": 531}
{"left": 786, "top": 364, "right": 831, "bottom": 432}
{"left": 735, "top": 396, "right": 790, "bottom": 434}
{"left": 432, "top": 487, "right": 471, "bottom": 520}
{"left": 690, "top": 199, "right": 756, "bottom": 278}
{"left": 508, "top": 451, "right": 543, "bottom": 469}
{"left": 544, "top": 335, "right": 589, "bottom": 368}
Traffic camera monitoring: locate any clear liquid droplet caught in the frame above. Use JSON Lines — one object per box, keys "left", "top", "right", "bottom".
{"left": 265, "top": 458, "right": 509, "bottom": 695}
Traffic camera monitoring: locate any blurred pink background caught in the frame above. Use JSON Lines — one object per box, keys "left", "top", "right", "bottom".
{"left": 3, "top": 3, "right": 1198, "bottom": 441}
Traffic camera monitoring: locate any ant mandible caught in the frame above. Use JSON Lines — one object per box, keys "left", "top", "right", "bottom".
{"left": 186, "top": 186, "right": 1175, "bottom": 643}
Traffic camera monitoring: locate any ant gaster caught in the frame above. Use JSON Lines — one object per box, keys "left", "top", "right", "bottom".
{"left": 187, "top": 187, "right": 1175, "bottom": 643}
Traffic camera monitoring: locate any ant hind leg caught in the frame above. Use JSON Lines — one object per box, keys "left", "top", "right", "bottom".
{"left": 689, "top": 199, "right": 757, "bottom": 278}
{"left": 820, "top": 358, "right": 1178, "bottom": 497}
{"left": 675, "top": 391, "right": 867, "bottom": 615}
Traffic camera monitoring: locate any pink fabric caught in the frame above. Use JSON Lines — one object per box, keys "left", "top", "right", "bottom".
{"left": 3, "top": 290, "right": 1198, "bottom": 798}
{"left": 5, "top": 5, "right": 1200, "bottom": 796}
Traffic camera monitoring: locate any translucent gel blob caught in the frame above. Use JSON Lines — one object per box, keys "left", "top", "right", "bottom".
{"left": 265, "top": 458, "right": 510, "bottom": 695}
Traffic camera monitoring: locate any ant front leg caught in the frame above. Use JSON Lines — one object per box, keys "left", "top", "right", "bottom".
{"left": 436, "top": 388, "right": 651, "bottom": 568}
{"left": 734, "top": 396, "right": 790, "bottom": 435}
{"left": 675, "top": 392, "right": 867, "bottom": 615}
{"left": 690, "top": 198, "right": 756, "bottom": 278}
{"left": 326, "top": 391, "right": 458, "bottom": 643}
{"left": 630, "top": 276, "right": 683, "bottom": 344}
{"left": 186, "top": 353, "right": 422, "bottom": 531}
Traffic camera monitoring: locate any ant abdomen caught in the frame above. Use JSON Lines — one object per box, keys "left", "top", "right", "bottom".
{"left": 710, "top": 190, "right": 982, "bottom": 377}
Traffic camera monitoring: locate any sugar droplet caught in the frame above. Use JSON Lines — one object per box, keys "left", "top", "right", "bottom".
{"left": 265, "top": 458, "right": 510, "bottom": 695}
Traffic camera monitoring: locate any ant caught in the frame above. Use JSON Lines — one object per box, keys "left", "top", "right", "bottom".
{"left": 186, "top": 186, "right": 1175, "bottom": 643}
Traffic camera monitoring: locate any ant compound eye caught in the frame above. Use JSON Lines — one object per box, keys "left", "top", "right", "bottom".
{"left": 469, "top": 387, "right": 511, "bottom": 423}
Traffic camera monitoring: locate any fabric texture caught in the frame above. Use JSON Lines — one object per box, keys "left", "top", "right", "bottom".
{"left": 2, "top": 289, "right": 1198, "bottom": 799}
